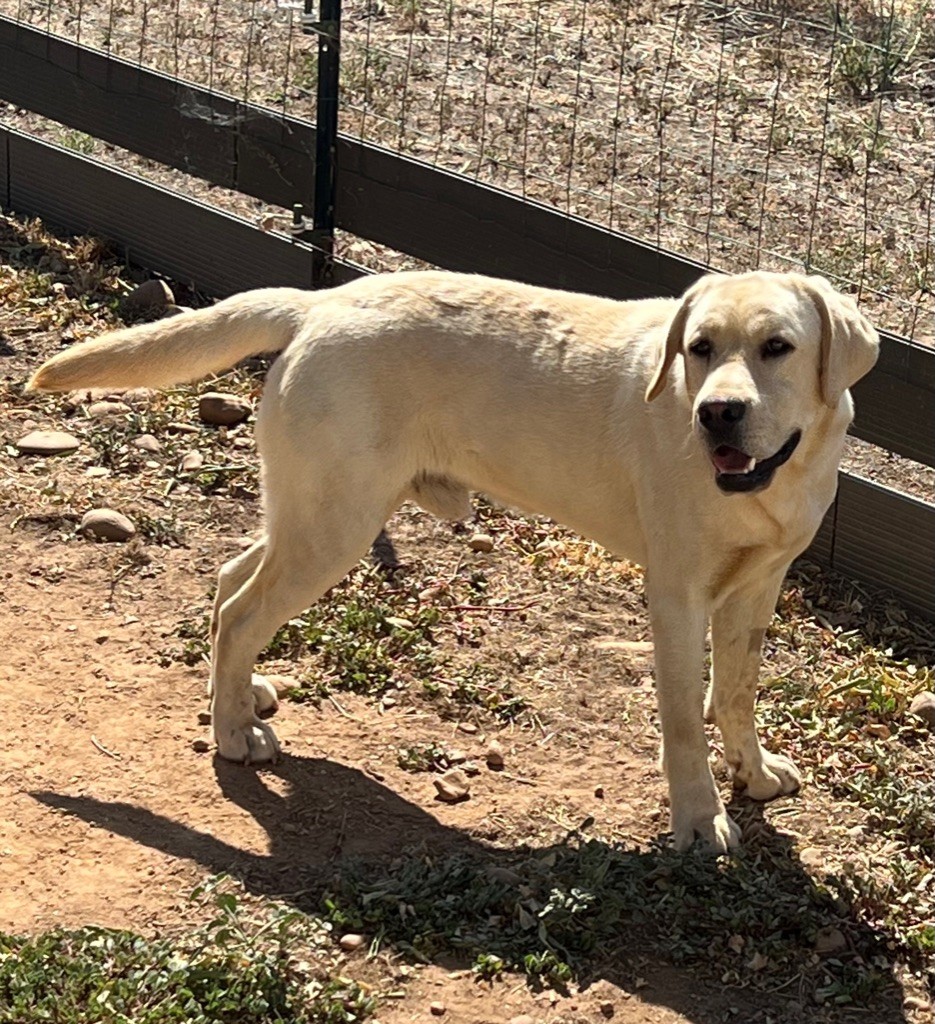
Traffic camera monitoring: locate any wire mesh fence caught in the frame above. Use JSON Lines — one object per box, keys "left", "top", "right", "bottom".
{"left": 1, "top": 0, "right": 933, "bottom": 340}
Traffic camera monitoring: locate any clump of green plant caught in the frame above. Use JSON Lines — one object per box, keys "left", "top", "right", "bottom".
{"left": 0, "top": 878, "right": 376, "bottom": 1024}
{"left": 396, "top": 741, "right": 450, "bottom": 773}
{"left": 834, "top": 0, "right": 934, "bottom": 98}
{"left": 322, "top": 829, "right": 899, "bottom": 1002}
{"left": 271, "top": 580, "right": 441, "bottom": 700}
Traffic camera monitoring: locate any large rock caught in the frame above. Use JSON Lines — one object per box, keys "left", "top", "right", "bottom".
{"left": 120, "top": 279, "right": 174, "bottom": 320}
{"left": 909, "top": 691, "right": 935, "bottom": 729}
{"left": 16, "top": 430, "right": 80, "bottom": 456}
{"left": 80, "top": 508, "right": 136, "bottom": 542}
{"left": 198, "top": 391, "right": 251, "bottom": 426}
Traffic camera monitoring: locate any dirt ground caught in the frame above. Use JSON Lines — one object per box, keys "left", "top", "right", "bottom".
{"left": 1, "top": 220, "right": 933, "bottom": 1024}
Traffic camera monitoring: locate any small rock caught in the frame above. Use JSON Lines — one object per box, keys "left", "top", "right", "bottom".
{"left": 121, "top": 279, "right": 174, "bottom": 320}
{"left": 199, "top": 391, "right": 251, "bottom": 426}
{"left": 180, "top": 450, "right": 204, "bottom": 473}
{"left": 79, "top": 508, "right": 136, "bottom": 543}
{"left": 167, "top": 421, "right": 199, "bottom": 434}
{"left": 86, "top": 400, "right": 130, "bottom": 419}
{"left": 429, "top": 1002, "right": 446, "bottom": 1016}
{"left": 15, "top": 430, "right": 80, "bottom": 456}
{"left": 445, "top": 748, "right": 467, "bottom": 764}
{"left": 197, "top": 711, "right": 212, "bottom": 726}
{"left": 469, "top": 532, "right": 494, "bottom": 553}
{"left": 85, "top": 466, "right": 111, "bottom": 478}
{"left": 509, "top": 1016, "right": 536, "bottom": 1024}
{"left": 594, "top": 785, "right": 605, "bottom": 799}
{"left": 909, "top": 691, "right": 935, "bottom": 729}
{"left": 338, "top": 933, "right": 366, "bottom": 952}
{"left": 434, "top": 768, "right": 471, "bottom": 803}
{"left": 457, "top": 722, "right": 478, "bottom": 735}
{"left": 485, "top": 739, "right": 505, "bottom": 769}
{"left": 814, "top": 926, "right": 847, "bottom": 954}
{"left": 798, "top": 846, "right": 824, "bottom": 871}
{"left": 192, "top": 739, "right": 210, "bottom": 753}
{"left": 133, "top": 434, "right": 162, "bottom": 453}
{"left": 121, "top": 388, "right": 156, "bottom": 406}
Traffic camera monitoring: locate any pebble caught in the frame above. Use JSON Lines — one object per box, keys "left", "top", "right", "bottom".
{"left": 485, "top": 739, "right": 505, "bottom": 769}
{"left": 434, "top": 768, "right": 471, "bottom": 803}
{"left": 338, "top": 933, "right": 366, "bottom": 952}
{"left": 15, "top": 430, "right": 80, "bottom": 456}
{"left": 199, "top": 391, "right": 251, "bottom": 426}
{"left": 133, "top": 434, "right": 162, "bottom": 453}
{"left": 120, "top": 278, "right": 174, "bottom": 320}
{"left": 509, "top": 1016, "right": 536, "bottom": 1024}
{"left": 191, "top": 739, "right": 210, "bottom": 753}
{"left": 814, "top": 926, "right": 847, "bottom": 954}
{"left": 457, "top": 722, "right": 478, "bottom": 735}
{"left": 197, "top": 711, "right": 212, "bottom": 726}
{"left": 909, "top": 690, "right": 935, "bottom": 728}
{"left": 180, "top": 450, "right": 204, "bottom": 473}
{"left": 445, "top": 748, "right": 467, "bottom": 764}
{"left": 429, "top": 1002, "right": 446, "bottom": 1016}
{"left": 468, "top": 531, "right": 494, "bottom": 553}
{"left": 86, "top": 400, "right": 130, "bottom": 419}
{"left": 79, "top": 508, "right": 136, "bottom": 542}
{"left": 167, "top": 421, "right": 199, "bottom": 434}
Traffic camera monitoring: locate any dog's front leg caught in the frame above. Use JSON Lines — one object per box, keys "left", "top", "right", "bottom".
{"left": 709, "top": 571, "right": 801, "bottom": 801}
{"left": 647, "top": 585, "right": 739, "bottom": 853}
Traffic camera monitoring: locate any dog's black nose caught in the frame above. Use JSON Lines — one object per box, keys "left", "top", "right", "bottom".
{"left": 698, "top": 399, "right": 747, "bottom": 432}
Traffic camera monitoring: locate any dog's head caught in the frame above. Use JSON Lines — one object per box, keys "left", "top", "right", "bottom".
{"left": 645, "top": 272, "right": 879, "bottom": 494}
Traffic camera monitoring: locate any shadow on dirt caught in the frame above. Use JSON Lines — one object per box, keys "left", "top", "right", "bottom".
{"left": 33, "top": 751, "right": 914, "bottom": 1024}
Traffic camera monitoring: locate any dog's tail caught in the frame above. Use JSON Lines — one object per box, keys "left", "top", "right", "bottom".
{"left": 28, "top": 287, "right": 318, "bottom": 393}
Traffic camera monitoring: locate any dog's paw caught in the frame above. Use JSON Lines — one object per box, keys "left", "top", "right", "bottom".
{"left": 214, "top": 718, "right": 282, "bottom": 764}
{"left": 735, "top": 749, "right": 801, "bottom": 801}
{"left": 251, "top": 673, "right": 280, "bottom": 718}
{"left": 671, "top": 804, "right": 741, "bottom": 855}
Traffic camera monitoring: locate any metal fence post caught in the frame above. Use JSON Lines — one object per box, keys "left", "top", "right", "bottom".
{"left": 301, "top": 0, "right": 341, "bottom": 288}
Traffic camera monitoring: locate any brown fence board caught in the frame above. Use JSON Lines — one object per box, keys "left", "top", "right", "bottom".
{"left": 830, "top": 475, "right": 935, "bottom": 620}
{"left": 0, "top": 127, "right": 362, "bottom": 297}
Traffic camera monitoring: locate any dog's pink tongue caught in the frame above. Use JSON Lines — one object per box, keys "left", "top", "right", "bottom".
{"left": 713, "top": 446, "right": 756, "bottom": 474}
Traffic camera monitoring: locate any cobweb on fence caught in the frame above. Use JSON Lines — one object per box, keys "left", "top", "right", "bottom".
{"left": 2, "top": 0, "right": 933, "bottom": 341}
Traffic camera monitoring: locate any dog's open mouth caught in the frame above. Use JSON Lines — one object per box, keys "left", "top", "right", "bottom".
{"left": 711, "top": 430, "right": 802, "bottom": 493}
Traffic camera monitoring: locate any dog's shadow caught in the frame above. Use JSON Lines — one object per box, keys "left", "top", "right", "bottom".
{"left": 33, "top": 754, "right": 914, "bottom": 1023}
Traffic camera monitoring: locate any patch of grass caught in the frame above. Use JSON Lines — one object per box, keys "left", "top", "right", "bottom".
{"left": 834, "top": 0, "right": 935, "bottom": 98}
{"left": 396, "top": 741, "right": 450, "bottom": 773}
{"left": 0, "top": 878, "right": 376, "bottom": 1024}
{"left": 269, "top": 570, "right": 441, "bottom": 700}
{"left": 322, "top": 828, "right": 901, "bottom": 1003}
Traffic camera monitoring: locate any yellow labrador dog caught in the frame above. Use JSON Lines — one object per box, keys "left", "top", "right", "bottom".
{"left": 30, "top": 270, "right": 879, "bottom": 853}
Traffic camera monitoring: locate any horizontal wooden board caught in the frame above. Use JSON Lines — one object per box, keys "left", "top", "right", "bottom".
{"left": 829, "top": 474, "right": 935, "bottom": 621}
{"left": 0, "top": 127, "right": 362, "bottom": 297}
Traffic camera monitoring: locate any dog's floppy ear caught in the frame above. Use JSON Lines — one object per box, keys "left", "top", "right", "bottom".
{"left": 645, "top": 275, "right": 713, "bottom": 403}
{"left": 803, "top": 276, "right": 880, "bottom": 408}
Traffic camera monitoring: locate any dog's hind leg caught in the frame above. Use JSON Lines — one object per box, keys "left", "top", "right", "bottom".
{"left": 208, "top": 539, "right": 279, "bottom": 716}
{"left": 209, "top": 492, "right": 393, "bottom": 763}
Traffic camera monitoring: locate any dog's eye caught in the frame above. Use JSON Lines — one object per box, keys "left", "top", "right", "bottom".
{"left": 689, "top": 338, "right": 712, "bottom": 358}
{"left": 763, "top": 337, "right": 794, "bottom": 359}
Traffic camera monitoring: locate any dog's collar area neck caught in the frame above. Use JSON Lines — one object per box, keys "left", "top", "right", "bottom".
{"left": 714, "top": 429, "right": 802, "bottom": 494}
